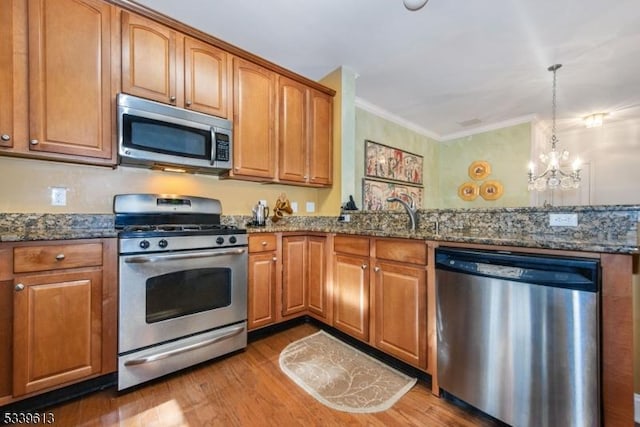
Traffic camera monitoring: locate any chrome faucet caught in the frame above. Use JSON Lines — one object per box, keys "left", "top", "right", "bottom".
{"left": 386, "top": 193, "right": 418, "bottom": 231}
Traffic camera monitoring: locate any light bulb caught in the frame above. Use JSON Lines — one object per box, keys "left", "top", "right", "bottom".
{"left": 403, "top": 0, "right": 428, "bottom": 11}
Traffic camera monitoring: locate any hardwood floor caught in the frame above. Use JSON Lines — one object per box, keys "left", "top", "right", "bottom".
{"left": 49, "top": 323, "right": 500, "bottom": 426}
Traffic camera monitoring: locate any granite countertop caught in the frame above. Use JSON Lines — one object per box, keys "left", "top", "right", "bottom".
{"left": 1, "top": 209, "right": 638, "bottom": 254}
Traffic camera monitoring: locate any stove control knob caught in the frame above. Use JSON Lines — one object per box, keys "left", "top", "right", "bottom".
{"left": 229, "top": 236, "right": 237, "bottom": 244}
{"left": 139, "top": 240, "right": 150, "bottom": 249}
{"left": 158, "top": 239, "right": 168, "bottom": 249}
{"left": 216, "top": 237, "right": 225, "bottom": 245}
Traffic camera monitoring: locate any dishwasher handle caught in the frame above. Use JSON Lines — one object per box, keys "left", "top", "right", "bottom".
{"left": 435, "top": 247, "right": 599, "bottom": 292}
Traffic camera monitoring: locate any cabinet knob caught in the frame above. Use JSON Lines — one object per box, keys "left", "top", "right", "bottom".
{"left": 272, "top": 257, "right": 277, "bottom": 262}
{"left": 261, "top": 241, "right": 268, "bottom": 246}
{"left": 169, "top": 96, "right": 176, "bottom": 102}
{"left": 15, "top": 283, "right": 25, "bottom": 292}
{"left": 186, "top": 100, "right": 192, "bottom": 106}
{"left": 374, "top": 266, "right": 380, "bottom": 272}
{"left": 1, "top": 134, "right": 10, "bottom": 141}
{"left": 361, "top": 264, "right": 368, "bottom": 270}
{"left": 55, "top": 253, "right": 65, "bottom": 261}
{"left": 30, "top": 139, "right": 39, "bottom": 145}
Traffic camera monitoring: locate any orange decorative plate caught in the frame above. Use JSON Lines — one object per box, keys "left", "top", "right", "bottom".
{"left": 468, "top": 161, "right": 491, "bottom": 180}
{"left": 480, "top": 180, "right": 503, "bottom": 200}
{"left": 458, "top": 182, "right": 479, "bottom": 201}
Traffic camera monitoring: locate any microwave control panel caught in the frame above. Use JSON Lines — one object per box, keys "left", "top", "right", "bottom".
{"left": 214, "top": 133, "right": 230, "bottom": 162}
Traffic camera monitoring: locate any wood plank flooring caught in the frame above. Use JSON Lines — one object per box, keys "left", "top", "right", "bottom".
{"left": 49, "top": 323, "right": 500, "bottom": 426}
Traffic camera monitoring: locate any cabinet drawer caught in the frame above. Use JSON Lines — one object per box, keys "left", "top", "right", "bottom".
{"left": 334, "top": 235, "right": 369, "bottom": 256}
{"left": 14, "top": 243, "right": 103, "bottom": 273}
{"left": 249, "top": 234, "right": 278, "bottom": 253}
{"left": 375, "top": 239, "right": 426, "bottom": 265}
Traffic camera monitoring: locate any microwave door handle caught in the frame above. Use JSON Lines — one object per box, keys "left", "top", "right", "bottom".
{"left": 124, "top": 248, "right": 246, "bottom": 264}
{"left": 211, "top": 128, "right": 217, "bottom": 165}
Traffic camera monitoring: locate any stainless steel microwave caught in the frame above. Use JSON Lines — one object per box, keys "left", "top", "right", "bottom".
{"left": 117, "top": 93, "right": 233, "bottom": 174}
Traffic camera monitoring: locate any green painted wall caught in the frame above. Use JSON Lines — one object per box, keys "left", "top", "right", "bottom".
{"left": 439, "top": 123, "right": 532, "bottom": 208}
{"left": 354, "top": 108, "right": 440, "bottom": 209}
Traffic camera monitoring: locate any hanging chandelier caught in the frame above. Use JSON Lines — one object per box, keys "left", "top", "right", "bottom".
{"left": 527, "top": 64, "right": 581, "bottom": 192}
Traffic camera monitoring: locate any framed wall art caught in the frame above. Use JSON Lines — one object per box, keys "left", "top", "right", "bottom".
{"left": 362, "top": 178, "right": 423, "bottom": 211}
{"left": 365, "top": 140, "right": 423, "bottom": 185}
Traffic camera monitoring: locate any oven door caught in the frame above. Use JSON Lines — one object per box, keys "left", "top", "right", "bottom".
{"left": 119, "top": 246, "right": 247, "bottom": 354}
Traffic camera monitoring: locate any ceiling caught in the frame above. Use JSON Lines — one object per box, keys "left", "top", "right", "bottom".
{"left": 134, "top": 0, "right": 640, "bottom": 140}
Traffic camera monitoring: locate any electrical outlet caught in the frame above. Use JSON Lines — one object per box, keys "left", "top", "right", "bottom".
{"left": 338, "top": 214, "right": 351, "bottom": 222}
{"left": 305, "top": 201, "right": 315, "bottom": 213}
{"left": 50, "top": 187, "right": 67, "bottom": 206}
{"left": 549, "top": 213, "right": 578, "bottom": 227}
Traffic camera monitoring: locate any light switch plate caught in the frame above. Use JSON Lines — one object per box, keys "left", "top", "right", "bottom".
{"left": 290, "top": 201, "right": 298, "bottom": 213}
{"left": 549, "top": 213, "right": 578, "bottom": 227}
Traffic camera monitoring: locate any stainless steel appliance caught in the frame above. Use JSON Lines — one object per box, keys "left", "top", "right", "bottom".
{"left": 115, "top": 194, "right": 247, "bottom": 390}
{"left": 117, "top": 93, "right": 233, "bottom": 174}
{"left": 435, "top": 247, "right": 600, "bottom": 427}
{"left": 251, "top": 201, "right": 269, "bottom": 226}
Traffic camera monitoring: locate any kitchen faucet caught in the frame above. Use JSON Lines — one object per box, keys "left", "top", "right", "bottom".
{"left": 386, "top": 194, "right": 418, "bottom": 231}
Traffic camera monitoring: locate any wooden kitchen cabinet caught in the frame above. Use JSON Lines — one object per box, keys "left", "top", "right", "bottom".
{"left": 332, "top": 236, "right": 370, "bottom": 341}
{"left": 231, "top": 58, "right": 277, "bottom": 180}
{"left": 0, "top": 238, "right": 117, "bottom": 404}
{"left": 278, "top": 77, "right": 333, "bottom": 186}
{"left": 281, "top": 236, "right": 307, "bottom": 317}
{"left": 0, "top": 0, "right": 116, "bottom": 164}
{"left": 281, "top": 235, "right": 328, "bottom": 319}
{"left": 372, "top": 238, "right": 427, "bottom": 369}
{"left": 121, "top": 11, "right": 230, "bottom": 117}
{"left": 247, "top": 234, "right": 279, "bottom": 330}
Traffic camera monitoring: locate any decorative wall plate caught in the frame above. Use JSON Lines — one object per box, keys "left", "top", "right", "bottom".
{"left": 457, "top": 182, "right": 479, "bottom": 201}
{"left": 468, "top": 161, "right": 491, "bottom": 180}
{"left": 480, "top": 180, "right": 504, "bottom": 200}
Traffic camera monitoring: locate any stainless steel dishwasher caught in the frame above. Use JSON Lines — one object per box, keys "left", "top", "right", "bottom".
{"left": 435, "top": 247, "right": 600, "bottom": 427}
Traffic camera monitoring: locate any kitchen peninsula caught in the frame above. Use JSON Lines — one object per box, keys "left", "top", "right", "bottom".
{"left": 0, "top": 204, "right": 637, "bottom": 425}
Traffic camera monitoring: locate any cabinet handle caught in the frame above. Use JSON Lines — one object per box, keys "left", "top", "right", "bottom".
{"left": 374, "top": 266, "right": 380, "bottom": 272}
{"left": 15, "top": 283, "right": 25, "bottom": 292}
{"left": 261, "top": 241, "right": 268, "bottom": 246}
{"left": 272, "top": 257, "right": 277, "bottom": 262}
{"left": 361, "top": 264, "right": 368, "bottom": 270}
{"left": 30, "top": 139, "right": 39, "bottom": 145}
{"left": 169, "top": 96, "right": 176, "bottom": 102}
{"left": 186, "top": 100, "right": 192, "bottom": 106}
{"left": 55, "top": 253, "right": 65, "bottom": 261}
{"left": 1, "top": 134, "right": 10, "bottom": 141}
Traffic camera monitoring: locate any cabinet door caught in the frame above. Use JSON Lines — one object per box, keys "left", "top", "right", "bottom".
{"left": 278, "top": 77, "right": 308, "bottom": 183}
{"left": 121, "top": 11, "right": 178, "bottom": 105}
{"left": 307, "top": 236, "right": 327, "bottom": 318}
{"left": 232, "top": 58, "right": 276, "bottom": 179}
{"left": 184, "top": 36, "right": 229, "bottom": 117}
{"left": 373, "top": 261, "right": 426, "bottom": 368}
{"left": 0, "top": 0, "right": 26, "bottom": 150}
{"left": 13, "top": 269, "right": 102, "bottom": 396}
{"left": 282, "top": 236, "right": 307, "bottom": 316}
{"left": 0, "top": 276, "right": 12, "bottom": 404}
{"left": 308, "top": 89, "right": 333, "bottom": 185}
{"left": 247, "top": 252, "right": 277, "bottom": 330}
{"left": 333, "top": 254, "right": 369, "bottom": 341}
{"left": 28, "top": 0, "right": 113, "bottom": 160}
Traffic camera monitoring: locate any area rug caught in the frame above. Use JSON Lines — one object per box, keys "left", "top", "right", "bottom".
{"left": 279, "top": 330, "right": 417, "bottom": 413}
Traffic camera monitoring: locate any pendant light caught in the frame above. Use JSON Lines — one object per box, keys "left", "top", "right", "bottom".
{"left": 527, "top": 64, "right": 581, "bottom": 192}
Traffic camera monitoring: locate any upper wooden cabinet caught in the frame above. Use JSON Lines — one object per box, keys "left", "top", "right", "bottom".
{"left": 278, "top": 77, "right": 333, "bottom": 186}
{"left": 0, "top": 0, "right": 116, "bottom": 164}
{"left": 121, "top": 11, "right": 230, "bottom": 118}
{"left": 231, "top": 57, "right": 277, "bottom": 180}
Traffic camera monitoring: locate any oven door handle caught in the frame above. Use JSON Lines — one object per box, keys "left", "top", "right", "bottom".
{"left": 124, "top": 248, "right": 246, "bottom": 264}
{"left": 123, "top": 325, "right": 246, "bottom": 367}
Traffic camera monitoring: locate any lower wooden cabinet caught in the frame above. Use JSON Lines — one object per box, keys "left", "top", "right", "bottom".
{"left": 0, "top": 238, "right": 116, "bottom": 405}
{"left": 282, "top": 235, "right": 328, "bottom": 319}
{"left": 13, "top": 270, "right": 103, "bottom": 396}
{"left": 333, "top": 252, "right": 370, "bottom": 341}
{"left": 247, "top": 234, "right": 278, "bottom": 330}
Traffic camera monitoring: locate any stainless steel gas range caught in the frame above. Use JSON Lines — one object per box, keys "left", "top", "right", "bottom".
{"left": 114, "top": 194, "right": 247, "bottom": 390}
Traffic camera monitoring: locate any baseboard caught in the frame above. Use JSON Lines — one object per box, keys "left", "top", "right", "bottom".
{"left": 635, "top": 393, "right": 640, "bottom": 423}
